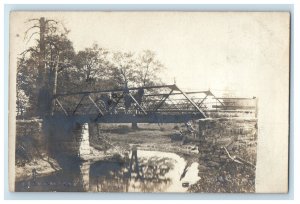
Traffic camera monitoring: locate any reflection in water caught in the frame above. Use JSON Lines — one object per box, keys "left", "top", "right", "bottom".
{"left": 15, "top": 155, "right": 86, "bottom": 192}
{"left": 15, "top": 150, "right": 201, "bottom": 192}
{"left": 90, "top": 151, "right": 175, "bottom": 192}
{"left": 80, "top": 161, "right": 90, "bottom": 191}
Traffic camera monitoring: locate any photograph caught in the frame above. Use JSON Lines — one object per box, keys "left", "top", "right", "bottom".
{"left": 9, "top": 11, "right": 290, "bottom": 193}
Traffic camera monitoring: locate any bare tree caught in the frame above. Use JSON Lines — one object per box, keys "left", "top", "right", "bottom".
{"left": 136, "top": 50, "right": 165, "bottom": 87}
{"left": 112, "top": 51, "right": 137, "bottom": 88}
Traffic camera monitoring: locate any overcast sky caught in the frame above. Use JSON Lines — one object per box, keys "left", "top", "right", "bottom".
{"left": 11, "top": 12, "right": 289, "bottom": 98}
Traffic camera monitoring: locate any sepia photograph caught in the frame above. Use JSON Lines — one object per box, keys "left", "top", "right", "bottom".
{"left": 9, "top": 11, "right": 290, "bottom": 193}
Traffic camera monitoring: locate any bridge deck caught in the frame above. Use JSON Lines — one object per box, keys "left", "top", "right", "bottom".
{"left": 52, "top": 113, "right": 206, "bottom": 124}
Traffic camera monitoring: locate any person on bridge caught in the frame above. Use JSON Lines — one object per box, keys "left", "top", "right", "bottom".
{"left": 123, "top": 86, "right": 132, "bottom": 113}
{"left": 136, "top": 88, "right": 144, "bottom": 105}
{"left": 109, "top": 92, "right": 118, "bottom": 114}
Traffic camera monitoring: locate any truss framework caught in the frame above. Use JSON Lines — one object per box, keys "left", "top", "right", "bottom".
{"left": 52, "top": 84, "right": 256, "bottom": 123}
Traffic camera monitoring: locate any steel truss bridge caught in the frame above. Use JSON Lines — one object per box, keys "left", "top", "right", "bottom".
{"left": 52, "top": 84, "right": 257, "bottom": 123}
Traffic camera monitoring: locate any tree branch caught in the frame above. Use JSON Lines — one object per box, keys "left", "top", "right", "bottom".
{"left": 24, "top": 18, "right": 40, "bottom": 23}
{"left": 223, "top": 146, "right": 242, "bottom": 164}
{"left": 46, "top": 19, "right": 59, "bottom": 24}
{"left": 24, "top": 25, "right": 40, "bottom": 40}
{"left": 19, "top": 47, "right": 38, "bottom": 56}
{"left": 222, "top": 147, "right": 256, "bottom": 171}
{"left": 25, "top": 32, "right": 39, "bottom": 44}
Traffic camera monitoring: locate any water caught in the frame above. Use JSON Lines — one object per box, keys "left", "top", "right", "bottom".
{"left": 15, "top": 150, "right": 201, "bottom": 192}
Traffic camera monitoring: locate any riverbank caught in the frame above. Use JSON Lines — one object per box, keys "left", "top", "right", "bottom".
{"left": 92, "top": 122, "right": 257, "bottom": 193}
{"left": 15, "top": 157, "right": 61, "bottom": 182}
{"left": 91, "top": 123, "right": 200, "bottom": 161}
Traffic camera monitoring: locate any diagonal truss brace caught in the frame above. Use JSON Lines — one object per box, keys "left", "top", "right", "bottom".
{"left": 197, "top": 94, "right": 209, "bottom": 107}
{"left": 152, "top": 89, "right": 174, "bottom": 112}
{"left": 88, "top": 95, "right": 104, "bottom": 116}
{"left": 72, "top": 94, "right": 86, "bottom": 115}
{"left": 54, "top": 98, "right": 68, "bottom": 116}
{"left": 128, "top": 93, "right": 147, "bottom": 115}
{"left": 174, "top": 85, "right": 206, "bottom": 118}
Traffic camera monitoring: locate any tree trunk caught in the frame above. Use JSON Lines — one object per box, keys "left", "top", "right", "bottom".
{"left": 50, "top": 57, "right": 59, "bottom": 115}
{"left": 38, "top": 17, "right": 46, "bottom": 86}
{"left": 131, "top": 122, "right": 138, "bottom": 129}
{"left": 37, "top": 17, "right": 47, "bottom": 117}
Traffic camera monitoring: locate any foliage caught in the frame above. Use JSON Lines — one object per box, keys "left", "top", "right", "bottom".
{"left": 72, "top": 44, "right": 111, "bottom": 91}
{"left": 16, "top": 89, "right": 30, "bottom": 117}
{"left": 111, "top": 51, "right": 137, "bottom": 88}
{"left": 17, "top": 17, "right": 166, "bottom": 117}
{"left": 136, "top": 50, "right": 165, "bottom": 86}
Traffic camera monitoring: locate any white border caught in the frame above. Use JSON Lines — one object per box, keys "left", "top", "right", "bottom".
{"left": 1, "top": 0, "right": 298, "bottom": 203}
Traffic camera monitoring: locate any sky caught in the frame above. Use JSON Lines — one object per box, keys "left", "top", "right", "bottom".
{"left": 10, "top": 11, "right": 289, "bottom": 98}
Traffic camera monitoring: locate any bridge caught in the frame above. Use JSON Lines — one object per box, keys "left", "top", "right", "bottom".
{"left": 51, "top": 84, "right": 257, "bottom": 124}
{"left": 36, "top": 84, "right": 258, "bottom": 159}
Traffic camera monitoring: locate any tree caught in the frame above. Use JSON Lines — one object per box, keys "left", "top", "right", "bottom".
{"left": 45, "top": 34, "right": 75, "bottom": 94}
{"left": 22, "top": 17, "right": 69, "bottom": 88}
{"left": 110, "top": 50, "right": 165, "bottom": 129}
{"left": 111, "top": 51, "right": 138, "bottom": 88}
{"left": 16, "top": 52, "right": 40, "bottom": 117}
{"left": 136, "top": 50, "right": 165, "bottom": 87}
{"left": 74, "top": 44, "right": 110, "bottom": 91}
{"left": 17, "top": 17, "right": 75, "bottom": 117}
{"left": 111, "top": 50, "right": 165, "bottom": 87}
{"left": 16, "top": 89, "right": 30, "bottom": 117}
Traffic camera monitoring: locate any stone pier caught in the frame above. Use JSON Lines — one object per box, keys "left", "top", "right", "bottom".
{"left": 79, "top": 123, "right": 91, "bottom": 157}
{"left": 16, "top": 116, "right": 100, "bottom": 161}
{"left": 44, "top": 116, "right": 93, "bottom": 159}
